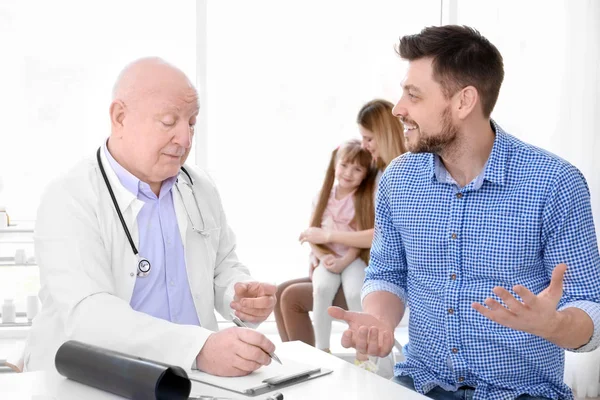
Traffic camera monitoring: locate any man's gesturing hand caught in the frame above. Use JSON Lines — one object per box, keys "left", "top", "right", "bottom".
{"left": 328, "top": 306, "right": 395, "bottom": 358}
{"left": 472, "top": 263, "right": 568, "bottom": 339}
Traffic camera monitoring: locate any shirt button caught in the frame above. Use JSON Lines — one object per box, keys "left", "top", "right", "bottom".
{"left": 456, "top": 193, "right": 463, "bottom": 199}
{"left": 458, "top": 377, "right": 465, "bottom": 382}
{"left": 170, "top": 281, "right": 175, "bottom": 286}
{"left": 448, "top": 308, "right": 454, "bottom": 314}
{"left": 130, "top": 272, "right": 134, "bottom": 277}
{"left": 450, "top": 274, "right": 457, "bottom": 280}
{"left": 452, "top": 348, "right": 458, "bottom": 354}
{"left": 451, "top": 233, "right": 457, "bottom": 239}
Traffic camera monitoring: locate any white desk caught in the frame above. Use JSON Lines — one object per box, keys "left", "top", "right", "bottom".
{"left": 0, "top": 341, "right": 427, "bottom": 400}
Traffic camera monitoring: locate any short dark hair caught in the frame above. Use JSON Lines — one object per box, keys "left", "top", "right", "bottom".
{"left": 397, "top": 25, "right": 504, "bottom": 118}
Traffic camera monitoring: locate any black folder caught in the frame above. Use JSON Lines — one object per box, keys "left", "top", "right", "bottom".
{"left": 55, "top": 340, "right": 191, "bottom": 400}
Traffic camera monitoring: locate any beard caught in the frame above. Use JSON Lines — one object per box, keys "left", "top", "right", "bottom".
{"left": 406, "top": 106, "right": 459, "bottom": 154}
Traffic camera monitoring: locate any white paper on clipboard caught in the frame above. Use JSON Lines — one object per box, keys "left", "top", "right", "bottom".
{"left": 188, "top": 357, "right": 331, "bottom": 396}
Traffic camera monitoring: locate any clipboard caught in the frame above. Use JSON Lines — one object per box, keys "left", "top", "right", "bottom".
{"left": 188, "top": 358, "right": 332, "bottom": 396}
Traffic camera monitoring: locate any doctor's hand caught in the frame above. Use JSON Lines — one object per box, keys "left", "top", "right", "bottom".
{"left": 299, "top": 227, "right": 331, "bottom": 245}
{"left": 231, "top": 282, "right": 277, "bottom": 323}
{"left": 328, "top": 306, "right": 395, "bottom": 358}
{"left": 196, "top": 327, "right": 274, "bottom": 377}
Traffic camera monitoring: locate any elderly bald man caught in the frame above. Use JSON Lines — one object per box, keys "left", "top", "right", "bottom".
{"left": 24, "top": 58, "right": 276, "bottom": 377}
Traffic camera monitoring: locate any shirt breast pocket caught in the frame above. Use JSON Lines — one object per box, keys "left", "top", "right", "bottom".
{"left": 475, "top": 207, "right": 540, "bottom": 280}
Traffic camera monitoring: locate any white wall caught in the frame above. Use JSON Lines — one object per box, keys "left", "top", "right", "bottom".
{"left": 0, "top": 0, "right": 197, "bottom": 220}
{"left": 201, "top": 0, "right": 441, "bottom": 284}
{"left": 453, "top": 0, "right": 600, "bottom": 236}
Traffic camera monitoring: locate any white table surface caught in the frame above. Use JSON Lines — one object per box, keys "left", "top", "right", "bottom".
{"left": 0, "top": 341, "right": 427, "bottom": 400}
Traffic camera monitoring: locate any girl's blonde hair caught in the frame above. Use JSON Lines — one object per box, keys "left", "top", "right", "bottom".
{"left": 310, "top": 139, "right": 377, "bottom": 264}
{"left": 357, "top": 99, "right": 407, "bottom": 170}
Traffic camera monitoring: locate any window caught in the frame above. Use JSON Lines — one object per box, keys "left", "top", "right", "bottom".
{"left": 0, "top": 0, "right": 197, "bottom": 221}
{"left": 0, "top": 0, "right": 196, "bottom": 314}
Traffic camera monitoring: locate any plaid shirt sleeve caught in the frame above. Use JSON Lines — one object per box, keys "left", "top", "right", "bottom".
{"left": 361, "top": 169, "right": 408, "bottom": 307}
{"left": 541, "top": 163, "right": 600, "bottom": 352}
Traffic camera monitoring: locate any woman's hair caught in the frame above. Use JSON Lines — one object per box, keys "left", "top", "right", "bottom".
{"left": 310, "top": 139, "right": 377, "bottom": 264}
{"left": 357, "top": 99, "right": 407, "bottom": 170}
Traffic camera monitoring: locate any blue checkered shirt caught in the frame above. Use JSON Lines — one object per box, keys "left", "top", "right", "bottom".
{"left": 363, "top": 122, "right": 600, "bottom": 400}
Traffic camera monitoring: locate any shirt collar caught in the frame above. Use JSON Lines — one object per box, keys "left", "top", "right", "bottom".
{"left": 430, "top": 119, "right": 508, "bottom": 190}
{"left": 103, "top": 140, "right": 140, "bottom": 197}
{"left": 482, "top": 120, "right": 508, "bottom": 186}
{"left": 102, "top": 140, "right": 178, "bottom": 200}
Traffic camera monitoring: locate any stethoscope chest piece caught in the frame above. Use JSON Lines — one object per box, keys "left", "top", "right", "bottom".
{"left": 137, "top": 257, "right": 151, "bottom": 277}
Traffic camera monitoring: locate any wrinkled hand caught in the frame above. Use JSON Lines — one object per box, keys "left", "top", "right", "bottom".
{"left": 196, "top": 327, "right": 274, "bottom": 376}
{"left": 299, "top": 227, "right": 331, "bottom": 244}
{"left": 321, "top": 254, "right": 345, "bottom": 274}
{"left": 472, "top": 263, "right": 567, "bottom": 339}
{"left": 231, "top": 282, "right": 277, "bottom": 323}
{"left": 328, "top": 306, "right": 395, "bottom": 358}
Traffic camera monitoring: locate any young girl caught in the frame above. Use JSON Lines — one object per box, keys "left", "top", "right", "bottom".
{"left": 308, "top": 139, "right": 377, "bottom": 368}
{"left": 299, "top": 99, "right": 406, "bottom": 248}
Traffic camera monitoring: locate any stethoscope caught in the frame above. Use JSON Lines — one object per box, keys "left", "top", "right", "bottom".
{"left": 96, "top": 147, "right": 209, "bottom": 278}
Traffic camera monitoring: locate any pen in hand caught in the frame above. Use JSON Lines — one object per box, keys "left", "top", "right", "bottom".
{"left": 230, "top": 313, "right": 283, "bottom": 365}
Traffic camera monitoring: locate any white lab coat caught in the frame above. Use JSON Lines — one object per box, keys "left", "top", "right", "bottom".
{"left": 23, "top": 148, "right": 254, "bottom": 373}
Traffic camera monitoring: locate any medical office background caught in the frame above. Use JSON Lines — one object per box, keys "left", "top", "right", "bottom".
{"left": 0, "top": 0, "right": 599, "bottom": 374}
